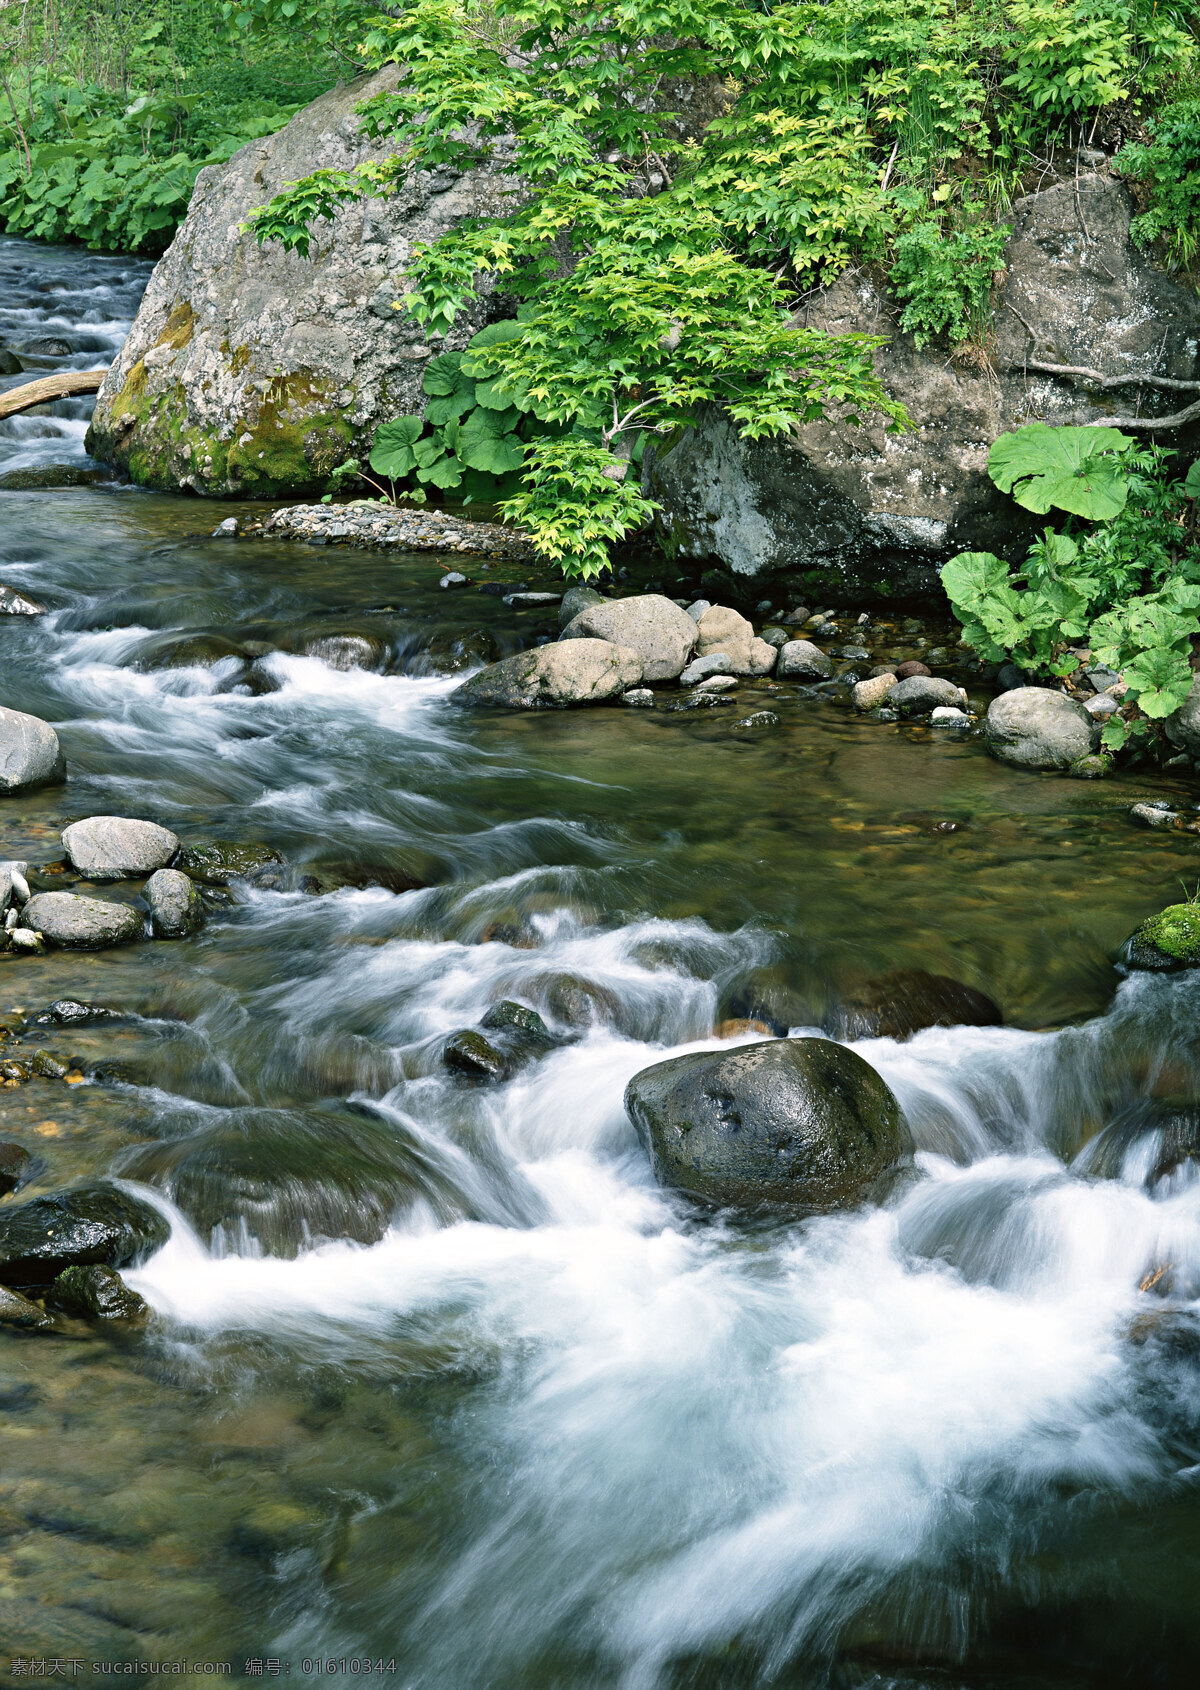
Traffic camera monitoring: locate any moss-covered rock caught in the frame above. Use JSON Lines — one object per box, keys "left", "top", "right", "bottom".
{"left": 1124, "top": 903, "right": 1200, "bottom": 971}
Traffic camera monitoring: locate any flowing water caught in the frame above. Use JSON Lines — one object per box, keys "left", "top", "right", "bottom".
{"left": 4, "top": 236, "right": 1200, "bottom": 1687}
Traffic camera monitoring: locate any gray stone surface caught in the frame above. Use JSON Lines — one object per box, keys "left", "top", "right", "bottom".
{"left": 62, "top": 816, "right": 179, "bottom": 879}
{"left": 559, "top": 585, "right": 606, "bottom": 626}
{"left": 930, "top": 706, "right": 970, "bottom": 726}
{"left": 984, "top": 686, "right": 1100, "bottom": 769}
{"left": 887, "top": 675, "right": 964, "bottom": 715}
{"left": 146, "top": 868, "right": 205, "bottom": 939}
{"left": 22, "top": 892, "right": 144, "bottom": 950}
{"left": 646, "top": 175, "right": 1200, "bottom": 587}
{"left": 1084, "top": 692, "right": 1121, "bottom": 719}
{"left": 624, "top": 1036, "right": 911, "bottom": 1211}
{"left": 679, "top": 651, "right": 734, "bottom": 686}
{"left": 1166, "top": 677, "right": 1200, "bottom": 756}
{"left": 694, "top": 605, "right": 776, "bottom": 675}
{"left": 622, "top": 689, "right": 655, "bottom": 707}
{"left": 87, "top": 68, "right": 515, "bottom": 497}
{"left": 694, "top": 674, "right": 738, "bottom": 693}
{"left": 777, "top": 639, "right": 834, "bottom": 680}
{"left": 560, "top": 593, "right": 698, "bottom": 681}
{"left": 0, "top": 706, "right": 64, "bottom": 793}
{"left": 454, "top": 639, "right": 643, "bottom": 708}
{"left": 0, "top": 583, "right": 47, "bottom": 615}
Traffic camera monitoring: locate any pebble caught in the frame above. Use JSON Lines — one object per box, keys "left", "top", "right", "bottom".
{"left": 930, "top": 706, "right": 971, "bottom": 727}
{"left": 1131, "top": 802, "right": 1179, "bottom": 828}
{"left": 440, "top": 571, "right": 468, "bottom": 588}
{"left": 693, "top": 675, "right": 739, "bottom": 694}
{"left": 733, "top": 711, "right": 780, "bottom": 730}
{"left": 211, "top": 517, "right": 239, "bottom": 538}
{"left": 622, "top": 689, "right": 655, "bottom": 707}
{"left": 852, "top": 673, "right": 896, "bottom": 711}
{"left": 505, "top": 592, "right": 562, "bottom": 606}
{"left": 1083, "top": 693, "right": 1120, "bottom": 719}
{"left": 248, "top": 502, "right": 536, "bottom": 561}
{"left": 685, "top": 600, "right": 712, "bottom": 622}
{"left": 680, "top": 652, "right": 734, "bottom": 686}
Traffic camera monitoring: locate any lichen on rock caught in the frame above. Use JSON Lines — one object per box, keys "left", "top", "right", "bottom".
{"left": 1125, "top": 903, "right": 1200, "bottom": 971}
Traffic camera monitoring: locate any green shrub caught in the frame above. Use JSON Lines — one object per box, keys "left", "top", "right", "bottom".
{"left": 1116, "top": 100, "right": 1200, "bottom": 270}
{"left": 891, "top": 218, "right": 1010, "bottom": 347}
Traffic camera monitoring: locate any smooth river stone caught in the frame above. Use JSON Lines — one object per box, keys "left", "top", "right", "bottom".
{"left": 22, "top": 891, "right": 144, "bottom": 949}
{"left": 0, "top": 705, "right": 64, "bottom": 793}
{"left": 62, "top": 816, "right": 179, "bottom": 879}
{"left": 145, "top": 868, "right": 205, "bottom": 938}
{"left": 0, "top": 1183, "right": 170, "bottom": 1286}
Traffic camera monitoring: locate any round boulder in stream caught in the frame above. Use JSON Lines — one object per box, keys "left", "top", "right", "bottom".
{"left": 62, "top": 815, "right": 180, "bottom": 879}
{"left": 145, "top": 868, "right": 205, "bottom": 938}
{"left": 1123, "top": 902, "right": 1200, "bottom": 970}
{"left": 624, "top": 1036, "right": 911, "bottom": 1212}
{"left": 0, "top": 1182, "right": 169, "bottom": 1286}
{"left": 984, "top": 686, "right": 1099, "bottom": 770}
{"left": 21, "top": 892, "right": 143, "bottom": 949}
{"left": 0, "top": 705, "right": 65, "bottom": 794}
{"left": 455, "top": 639, "right": 643, "bottom": 708}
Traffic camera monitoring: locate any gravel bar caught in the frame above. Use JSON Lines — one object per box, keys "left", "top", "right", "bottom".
{"left": 233, "top": 502, "right": 537, "bottom": 560}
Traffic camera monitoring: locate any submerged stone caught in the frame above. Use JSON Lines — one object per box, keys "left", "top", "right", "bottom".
{"left": 828, "top": 969, "right": 1002, "bottom": 1041}
{"left": 625, "top": 1036, "right": 910, "bottom": 1212}
{"left": 443, "top": 1029, "right": 508, "bottom": 1080}
{"left": 0, "top": 1284, "right": 51, "bottom": 1328}
{"left": 46, "top": 1264, "right": 149, "bottom": 1323}
{"left": 174, "top": 841, "right": 283, "bottom": 885}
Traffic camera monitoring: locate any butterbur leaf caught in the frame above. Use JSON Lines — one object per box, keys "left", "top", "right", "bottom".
{"left": 416, "top": 456, "right": 464, "bottom": 489}
{"left": 941, "top": 550, "right": 1011, "bottom": 611}
{"left": 1185, "top": 460, "right": 1200, "bottom": 500}
{"left": 1101, "top": 717, "right": 1129, "bottom": 751}
{"left": 425, "top": 386, "right": 476, "bottom": 425}
{"left": 988, "top": 424, "right": 1135, "bottom": 518}
{"left": 369, "top": 416, "right": 425, "bottom": 479}
{"left": 422, "top": 351, "right": 465, "bottom": 396}
{"left": 458, "top": 408, "right": 526, "bottom": 474}
{"left": 1122, "top": 645, "right": 1194, "bottom": 717}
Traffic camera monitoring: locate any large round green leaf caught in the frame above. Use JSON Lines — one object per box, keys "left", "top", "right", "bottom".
{"left": 987, "top": 424, "right": 1135, "bottom": 519}
{"left": 422, "top": 350, "right": 466, "bottom": 396}
{"left": 458, "top": 408, "right": 526, "bottom": 474}
{"left": 369, "top": 416, "right": 424, "bottom": 479}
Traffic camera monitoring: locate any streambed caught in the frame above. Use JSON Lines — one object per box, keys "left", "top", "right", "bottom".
{"left": 2, "top": 235, "right": 1200, "bottom": 1686}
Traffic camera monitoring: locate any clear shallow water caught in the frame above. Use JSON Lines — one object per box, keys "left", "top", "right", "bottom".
{"left": 3, "top": 240, "right": 1200, "bottom": 1686}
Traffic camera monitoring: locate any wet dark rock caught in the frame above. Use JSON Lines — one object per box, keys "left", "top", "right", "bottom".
{"left": 411, "top": 627, "right": 498, "bottom": 675}
{"left": 0, "top": 1285, "right": 51, "bottom": 1328}
{"left": 0, "top": 1058, "right": 30, "bottom": 1083}
{"left": 21, "top": 335, "right": 71, "bottom": 355}
{"left": 138, "top": 633, "right": 248, "bottom": 670}
{"left": 443, "top": 1029, "right": 508, "bottom": 1080}
{"left": 45, "top": 1264, "right": 149, "bottom": 1323}
{"left": 62, "top": 815, "right": 180, "bottom": 880}
{"left": 732, "top": 711, "right": 779, "bottom": 730}
{"left": 984, "top": 687, "right": 1099, "bottom": 770}
{"left": 0, "top": 705, "right": 65, "bottom": 794}
{"left": 21, "top": 892, "right": 143, "bottom": 950}
{"left": 30, "top": 1050, "right": 69, "bottom": 1079}
{"left": 175, "top": 840, "right": 283, "bottom": 886}
{"left": 666, "top": 692, "right": 736, "bottom": 711}
{"left": 524, "top": 972, "right": 623, "bottom": 1031}
{"left": 1079, "top": 1098, "right": 1200, "bottom": 1187}
{"left": 0, "top": 1183, "right": 170, "bottom": 1286}
{"left": 146, "top": 868, "right": 205, "bottom": 938}
{"left": 299, "top": 631, "right": 387, "bottom": 670}
{"left": 894, "top": 660, "right": 932, "bottom": 680}
{"left": 305, "top": 860, "right": 431, "bottom": 896}
{"left": 828, "top": 969, "right": 1002, "bottom": 1041}
{"left": 623, "top": 688, "right": 655, "bottom": 707}
{"left": 238, "top": 658, "right": 282, "bottom": 695}
{"left": 0, "top": 1143, "right": 33, "bottom": 1196}
{"left": 0, "top": 583, "right": 47, "bottom": 615}
{"left": 481, "top": 1000, "right": 551, "bottom": 1039}
{"left": 454, "top": 640, "right": 642, "bottom": 709}
{"left": 1130, "top": 801, "right": 1179, "bottom": 829}
{"left": 0, "top": 348, "right": 21, "bottom": 374}
{"left": 1166, "top": 676, "right": 1200, "bottom": 757}
{"left": 120, "top": 1102, "right": 471, "bottom": 1258}
{"left": 32, "top": 999, "right": 125, "bottom": 1027}
{"left": 1123, "top": 903, "right": 1200, "bottom": 971}
{"left": 625, "top": 1036, "right": 910, "bottom": 1211}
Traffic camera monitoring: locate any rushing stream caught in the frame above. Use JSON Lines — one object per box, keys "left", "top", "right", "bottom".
{"left": 6, "top": 236, "right": 1200, "bottom": 1686}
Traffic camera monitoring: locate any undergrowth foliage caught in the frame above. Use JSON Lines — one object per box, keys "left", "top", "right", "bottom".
{"left": 942, "top": 428, "right": 1200, "bottom": 755}
{"left": 242, "top": 0, "right": 1194, "bottom": 575}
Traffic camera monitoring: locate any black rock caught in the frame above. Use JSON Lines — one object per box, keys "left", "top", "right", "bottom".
{"left": 478, "top": 581, "right": 527, "bottom": 596}
{"left": 481, "top": 1000, "right": 551, "bottom": 1039}
{"left": 45, "top": 1264, "right": 149, "bottom": 1322}
{"left": 624, "top": 1036, "right": 911, "bottom": 1212}
{"left": 0, "top": 1285, "right": 51, "bottom": 1329}
{"left": 32, "top": 999, "right": 124, "bottom": 1027}
{"left": 443, "top": 1029, "right": 508, "bottom": 1080}
{"left": 0, "top": 348, "right": 21, "bottom": 374}
{"left": 1079, "top": 1098, "right": 1200, "bottom": 1188}
{"left": 0, "top": 1183, "right": 170, "bottom": 1287}
{"left": 827, "top": 969, "right": 1002, "bottom": 1041}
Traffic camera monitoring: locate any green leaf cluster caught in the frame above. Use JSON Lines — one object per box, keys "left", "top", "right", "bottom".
{"left": 891, "top": 218, "right": 1011, "bottom": 348}
{"left": 1116, "top": 100, "right": 1200, "bottom": 272}
{"left": 942, "top": 426, "right": 1200, "bottom": 746}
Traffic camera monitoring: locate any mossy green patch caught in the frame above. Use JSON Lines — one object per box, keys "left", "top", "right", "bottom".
{"left": 1127, "top": 902, "right": 1200, "bottom": 970}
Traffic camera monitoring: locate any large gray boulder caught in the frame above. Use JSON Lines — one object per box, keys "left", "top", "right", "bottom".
{"left": 454, "top": 639, "right": 642, "bottom": 708}
{"left": 559, "top": 594, "right": 698, "bottom": 681}
{"left": 887, "top": 675, "right": 964, "bottom": 715}
{"left": 86, "top": 68, "right": 513, "bottom": 497}
{"left": 22, "top": 892, "right": 144, "bottom": 949}
{"left": 777, "top": 639, "right": 833, "bottom": 680}
{"left": 1166, "top": 676, "right": 1200, "bottom": 756}
{"left": 624, "top": 1036, "right": 910, "bottom": 1211}
{"left": 0, "top": 706, "right": 64, "bottom": 793}
{"left": 62, "top": 816, "right": 179, "bottom": 879}
{"left": 558, "top": 585, "right": 606, "bottom": 628}
{"left": 984, "top": 686, "right": 1100, "bottom": 769}
{"left": 145, "top": 868, "right": 205, "bottom": 938}
{"left": 646, "top": 175, "right": 1200, "bottom": 589}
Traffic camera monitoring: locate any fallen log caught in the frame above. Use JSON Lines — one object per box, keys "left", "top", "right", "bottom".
{"left": 0, "top": 370, "right": 108, "bottom": 421}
